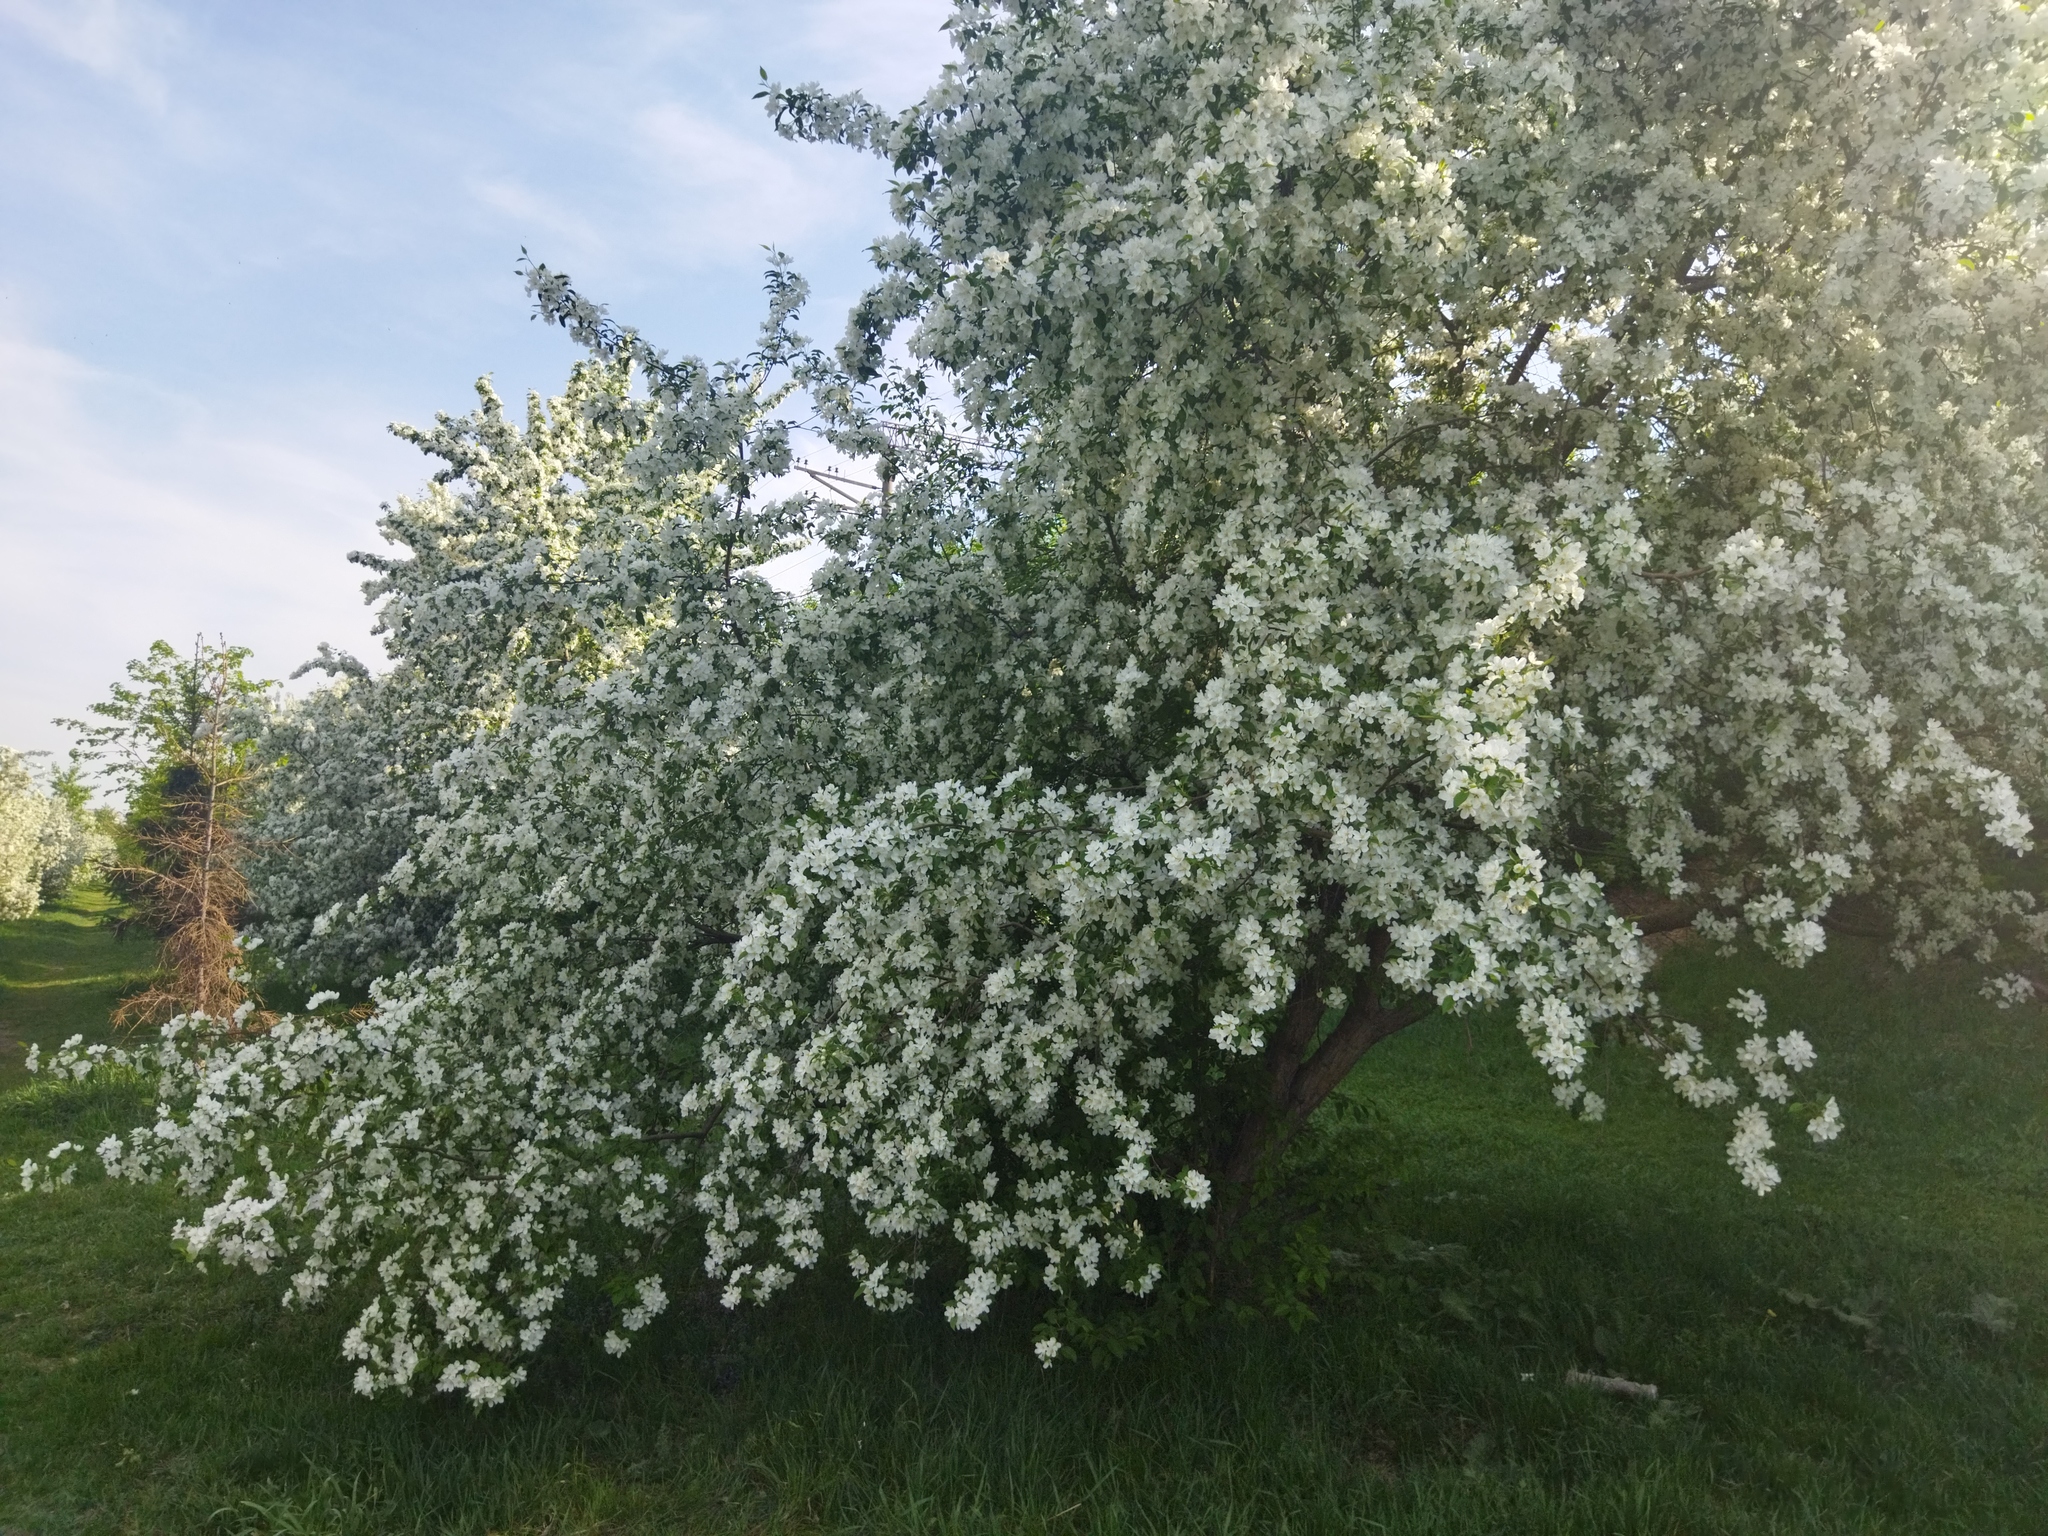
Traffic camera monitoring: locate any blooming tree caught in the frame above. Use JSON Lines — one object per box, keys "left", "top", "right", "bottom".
{"left": 0, "top": 749, "right": 56, "bottom": 920}
{"left": 30, "top": 0, "right": 2047, "bottom": 1400}
{"left": 0, "top": 750, "right": 102, "bottom": 919}
{"left": 36, "top": 766, "right": 109, "bottom": 906}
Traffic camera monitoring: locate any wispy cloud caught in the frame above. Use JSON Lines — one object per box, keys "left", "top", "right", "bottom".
{"left": 797, "top": 0, "right": 955, "bottom": 103}
{"left": 0, "top": 314, "right": 404, "bottom": 760}
{"left": 0, "top": 0, "right": 179, "bottom": 110}
{"left": 0, "top": 1, "right": 963, "bottom": 762}
{"left": 468, "top": 177, "right": 613, "bottom": 267}
{"left": 632, "top": 99, "right": 872, "bottom": 260}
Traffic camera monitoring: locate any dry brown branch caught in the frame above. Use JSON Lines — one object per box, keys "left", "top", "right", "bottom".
{"left": 112, "top": 793, "right": 268, "bottom": 1032}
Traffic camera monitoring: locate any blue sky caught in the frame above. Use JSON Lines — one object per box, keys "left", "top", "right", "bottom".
{"left": 0, "top": 0, "right": 953, "bottom": 763}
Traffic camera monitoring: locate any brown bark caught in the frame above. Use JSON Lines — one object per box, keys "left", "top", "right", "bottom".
{"left": 1211, "top": 927, "right": 1433, "bottom": 1246}
{"left": 1605, "top": 885, "right": 1699, "bottom": 936}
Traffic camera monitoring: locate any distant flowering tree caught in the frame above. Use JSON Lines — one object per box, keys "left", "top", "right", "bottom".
{"left": 30, "top": 0, "right": 2047, "bottom": 1402}
{"left": 37, "top": 765, "right": 111, "bottom": 906}
{"left": 0, "top": 751, "right": 104, "bottom": 918}
{"left": 0, "top": 749, "right": 57, "bottom": 920}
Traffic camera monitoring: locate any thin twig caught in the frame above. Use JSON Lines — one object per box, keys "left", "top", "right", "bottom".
{"left": 795, "top": 463, "right": 884, "bottom": 493}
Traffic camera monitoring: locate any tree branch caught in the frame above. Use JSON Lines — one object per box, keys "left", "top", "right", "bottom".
{"left": 1607, "top": 887, "right": 1698, "bottom": 936}
{"left": 1283, "top": 986, "right": 1434, "bottom": 1128}
{"left": 1505, "top": 318, "right": 1553, "bottom": 385}
{"left": 1214, "top": 925, "right": 1434, "bottom": 1220}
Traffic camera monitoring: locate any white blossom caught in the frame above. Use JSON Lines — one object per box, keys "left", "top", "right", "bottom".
{"left": 1807, "top": 1097, "right": 1845, "bottom": 1144}
{"left": 30, "top": 0, "right": 2046, "bottom": 1398}
{"left": 1727, "top": 1106, "right": 1781, "bottom": 1197}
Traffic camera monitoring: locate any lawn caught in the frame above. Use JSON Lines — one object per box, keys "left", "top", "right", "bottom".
{"left": 1, "top": 893, "right": 2041, "bottom": 1533}
{"left": 0, "top": 887, "right": 154, "bottom": 1094}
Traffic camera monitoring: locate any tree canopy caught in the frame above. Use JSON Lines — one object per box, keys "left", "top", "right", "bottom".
{"left": 31, "top": 0, "right": 2048, "bottom": 1403}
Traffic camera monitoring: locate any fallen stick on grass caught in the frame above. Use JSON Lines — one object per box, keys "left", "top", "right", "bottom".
{"left": 1563, "top": 1369, "right": 1659, "bottom": 1402}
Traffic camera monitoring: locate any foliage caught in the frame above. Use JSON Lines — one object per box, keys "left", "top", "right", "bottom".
{"left": 240, "top": 652, "right": 445, "bottom": 995}
{"left": 28, "top": 0, "right": 2048, "bottom": 1404}
{"left": 63, "top": 638, "right": 272, "bottom": 806}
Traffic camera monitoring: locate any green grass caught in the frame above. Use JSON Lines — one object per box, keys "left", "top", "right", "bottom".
{"left": 0, "top": 886, "right": 155, "bottom": 1092}
{"left": 1, "top": 899, "right": 2042, "bottom": 1534}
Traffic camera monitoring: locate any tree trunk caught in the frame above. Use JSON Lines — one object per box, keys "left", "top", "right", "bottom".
{"left": 1210, "top": 925, "right": 1432, "bottom": 1252}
